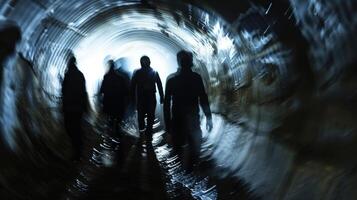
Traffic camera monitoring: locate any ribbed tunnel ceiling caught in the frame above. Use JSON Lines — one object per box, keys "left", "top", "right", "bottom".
{"left": 20, "top": 0, "right": 238, "bottom": 107}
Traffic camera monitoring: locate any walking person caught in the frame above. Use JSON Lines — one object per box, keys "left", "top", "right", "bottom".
{"left": 164, "top": 50, "right": 213, "bottom": 172}
{"left": 0, "top": 19, "right": 21, "bottom": 151}
{"left": 99, "top": 59, "right": 129, "bottom": 135}
{"left": 0, "top": 19, "right": 21, "bottom": 101}
{"left": 131, "top": 56, "right": 164, "bottom": 141}
{"left": 62, "top": 54, "right": 89, "bottom": 161}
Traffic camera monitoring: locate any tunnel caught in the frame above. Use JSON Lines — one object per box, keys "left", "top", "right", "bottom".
{"left": 1, "top": 0, "right": 357, "bottom": 199}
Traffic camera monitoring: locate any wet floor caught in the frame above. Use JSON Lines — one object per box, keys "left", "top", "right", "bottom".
{"left": 63, "top": 117, "right": 257, "bottom": 200}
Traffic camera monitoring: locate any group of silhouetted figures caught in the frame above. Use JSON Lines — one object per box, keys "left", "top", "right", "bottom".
{"left": 0, "top": 21, "right": 212, "bottom": 171}
{"left": 62, "top": 50, "right": 213, "bottom": 171}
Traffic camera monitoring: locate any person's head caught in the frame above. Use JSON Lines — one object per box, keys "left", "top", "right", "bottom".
{"left": 67, "top": 53, "right": 77, "bottom": 71}
{"left": 140, "top": 55, "right": 150, "bottom": 68}
{"left": 107, "top": 59, "right": 116, "bottom": 71}
{"left": 0, "top": 19, "right": 21, "bottom": 63}
{"left": 177, "top": 50, "right": 193, "bottom": 70}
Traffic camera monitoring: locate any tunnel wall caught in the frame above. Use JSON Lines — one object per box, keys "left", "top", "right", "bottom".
{"left": 203, "top": 1, "right": 357, "bottom": 199}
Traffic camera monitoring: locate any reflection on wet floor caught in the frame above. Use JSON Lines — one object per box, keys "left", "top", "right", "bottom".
{"left": 153, "top": 131, "right": 217, "bottom": 200}
{"left": 64, "top": 117, "right": 256, "bottom": 200}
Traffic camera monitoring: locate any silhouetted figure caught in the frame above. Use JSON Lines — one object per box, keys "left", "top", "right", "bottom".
{"left": 0, "top": 19, "right": 21, "bottom": 64}
{"left": 131, "top": 56, "right": 164, "bottom": 139}
{"left": 115, "top": 58, "right": 133, "bottom": 117}
{"left": 100, "top": 60, "right": 129, "bottom": 134}
{"left": 62, "top": 54, "right": 88, "bottom": 161}
{"left": 0, "top": 19, "right": 21, "bottom": 92}
{"left": 164, "top": 50, "right": 213, "bottom": 171}
{"left": 0, "top": 19, "right": 21, "bottom": 150}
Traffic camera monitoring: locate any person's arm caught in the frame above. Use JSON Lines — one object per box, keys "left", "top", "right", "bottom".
{"left": 61, "top": 75, "right": 67, "bottom": 97}
{"left": 99, "top": 77, "right": 105, "bottom": 94}
{"left": 163, "top": 79, "right": 172, "bottom": 132}
{"left": 61, "top": 74, "right": 68, "bottom": 112}
{"left": 130, "top": 71, "right": 138, "bottom": 105}
{"left": 81, "top": 74, "right": 89, "bottom": 113}
{"left": 156, "top": 72, "right": 164, "bottom": 104}
{"left": 98, "top": 76, "right": 106, "bottom": 106}
{"left": 198, "top": 76, "right": 213, "bottom": 131}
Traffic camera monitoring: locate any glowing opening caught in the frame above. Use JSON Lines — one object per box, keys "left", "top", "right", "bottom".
{"left": 74, "top": 38, "right": 179, "bottom": 106}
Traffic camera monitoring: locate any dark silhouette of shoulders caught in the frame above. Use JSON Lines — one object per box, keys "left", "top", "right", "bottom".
{"left": 62, "top": 68, "right": 86, "bottom": 95}
{"left": 102, "top": 70, "right": 127, "bottom": 91}
{"left": 100, "top": 69, "right": 129, "bottom": 117}
{"left": 133, "top": 67, "right": 157, "bottom": 78}
{"left": 166, "top": 70, "right": 204, "bottom": 93}
{"left": 165, "top": 72, "right": 178, "bottom": 83}
{"left": 173, "top": 70, "right": 201, "bottom": 80}
{"left": 132, "top": 66, "right": 162, "bottom": 95}
{"left": 62, "top": 67, "right": 88, "bottom": 114}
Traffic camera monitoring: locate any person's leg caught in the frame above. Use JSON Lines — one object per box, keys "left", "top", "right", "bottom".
{"left": 115, "top": 116, "right": 123, "bottom": 138}
{"left": 171, "top": 118, "right": 186, "bottom": 162}
{"left": 146, "top": 97, "right": 156, "bottom": 139}
{"left": 64, "top": 112, "right": 83, "bottom": 161}
{"left": 137, "top": 103, "right": 146, "bottom": 132}
{"left": 107, "top": 115, "right": 120, "bottom": 138}
{"left": 107, "top": 115, "right": 115, "bottom": 135}
{"left": 172, "top": 134, "right": 184, "bottom": 164}
{"left": 74, "top": 112, "right": 84, "bottom": 161}
{"left": 64, "top": 114, "right": 76, "bottom": 160}
{"left": 186, "top": 116, "right": 202, "bottom": 171}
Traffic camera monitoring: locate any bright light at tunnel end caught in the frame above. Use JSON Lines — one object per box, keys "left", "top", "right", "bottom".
{"left": 74, "top": 39, "right": 178, "bottom": 101}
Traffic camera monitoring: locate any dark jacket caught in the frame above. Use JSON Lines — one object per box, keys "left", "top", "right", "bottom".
{"left": 131, "top": 66, "right": 164, "bottom": 103}
{"left": 164, "top": 69, "right": 212, "bottom": 130}
{"left": 100, "top": 69, "right": 129, "bottom": 118}
{"left": 62, "top": 67, "right": 88, "bottom": 114}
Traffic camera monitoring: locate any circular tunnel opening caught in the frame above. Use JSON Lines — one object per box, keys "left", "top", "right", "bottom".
{"left": 25, "top": 1, "right": 242, "bottom": 141}
{"left": 30, "top": 1, "right": 238, "bottom": 118}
